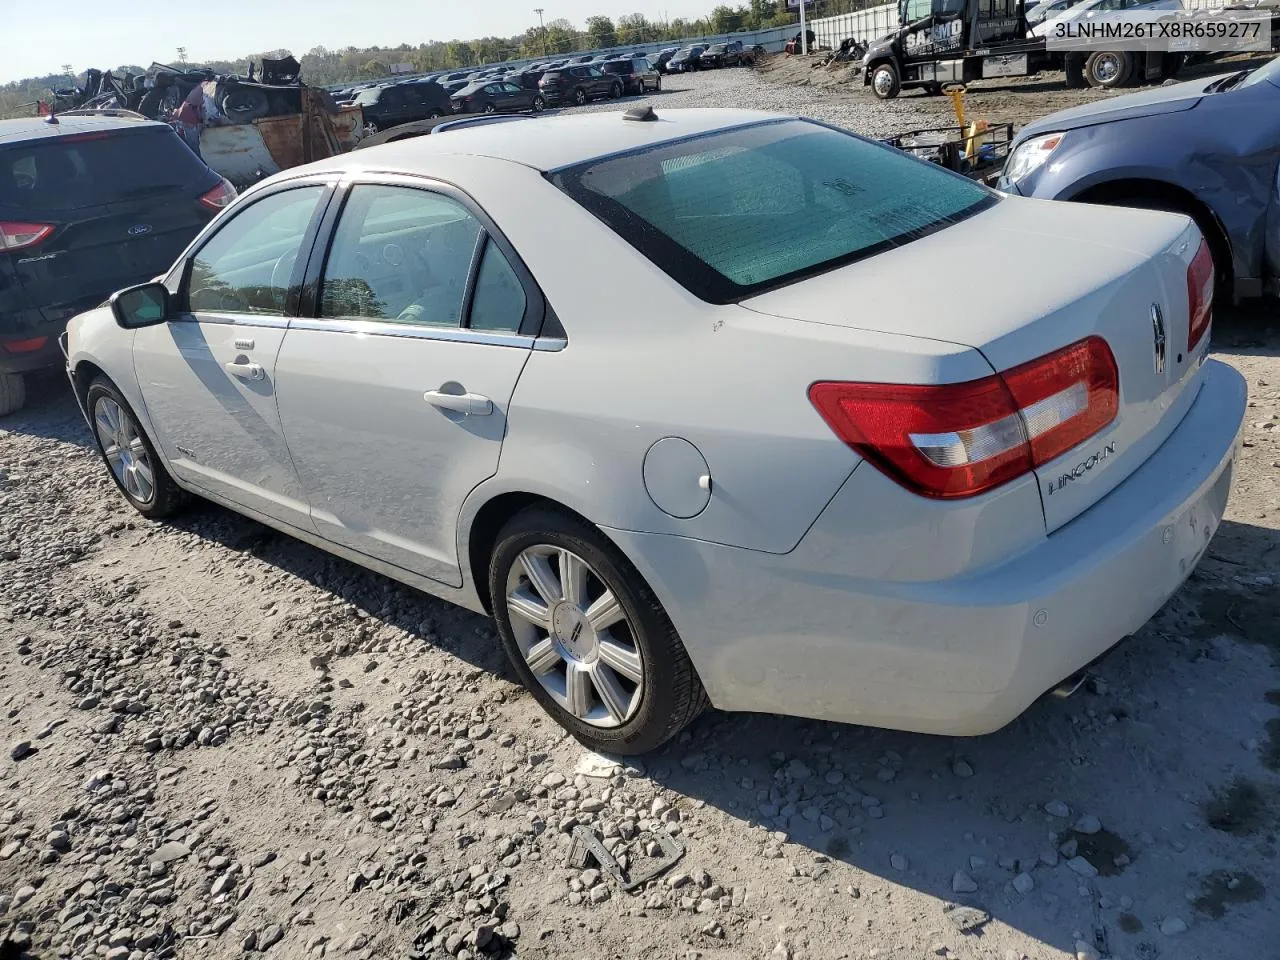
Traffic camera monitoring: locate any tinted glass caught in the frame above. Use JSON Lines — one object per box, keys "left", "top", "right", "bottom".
{"left": 0, "top": 128, "right": 211, "bottom": 212}
{"left": 468, "top": 241, "right": 526, "bottom": 332}
{"left": 186, "top": 186, "right": 324, "bottom": 315}
{"left": 603, "top": 61, "right": 631, "bottom": 74}
{"left": 551, "top": 120, "right": 995, "bottom": 304}
{"left": 320, "top": 185, "right": 482, "bottom": 327}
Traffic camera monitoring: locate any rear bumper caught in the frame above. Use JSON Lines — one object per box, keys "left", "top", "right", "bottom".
{"left": 606, "top": 359, "right": 1247, "bottom": 736}
{"left": 1, "top": 320, "right": 68, "bottom": 375}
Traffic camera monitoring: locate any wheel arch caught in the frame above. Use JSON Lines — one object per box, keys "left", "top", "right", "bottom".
{"left": 863, "top": 55, "right": 896, "bottom": 85}
{"left": 1068, "top": 178, "right": 1235, "bottom": 296}
{"left": 465, "top": 490, "right": 601, "bottom": 615}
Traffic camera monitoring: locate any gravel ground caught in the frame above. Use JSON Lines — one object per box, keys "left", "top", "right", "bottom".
{"left": 1, "top": 68, "right": 1279, "bottom": 960}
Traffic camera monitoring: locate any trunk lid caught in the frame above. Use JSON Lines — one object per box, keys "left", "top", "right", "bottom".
{"left": 0, "top": 124, "right": 217, "bottom": 323}
{"left": 744, "top": 196, "right": 1206, "bottom": 532}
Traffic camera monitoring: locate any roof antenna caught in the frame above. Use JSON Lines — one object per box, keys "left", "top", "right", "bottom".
{"left": 623, "top": 105, "right": 657, "bottom": 122}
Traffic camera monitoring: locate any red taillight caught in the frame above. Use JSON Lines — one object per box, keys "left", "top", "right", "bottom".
{"left": 2, "top": 337, "right": 48, "bottom": 354}
{"left": 199, "top": 178, "right": 237, "bottom": 213}
{"left": 1187, "top": 238, "right": 1213, "bottom": 351}
{"left": 0, "top": 221, "right": 54, "bottom": 251}
{"left": 809, "top": 336, "right": 1119, "bottom": 500}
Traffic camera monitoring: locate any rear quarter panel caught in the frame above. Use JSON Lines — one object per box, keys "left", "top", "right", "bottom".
{"left": 442, "top": 156, "right": 992, "bottom": 554}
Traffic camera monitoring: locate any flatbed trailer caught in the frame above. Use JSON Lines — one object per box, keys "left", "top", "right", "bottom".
{"left": 861, "top": 0, "right": 1198, "bottom": 97}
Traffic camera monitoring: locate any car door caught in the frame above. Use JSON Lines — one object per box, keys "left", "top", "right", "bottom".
{"left": 132, "top": 181, "right": 332, "bottom": 528}
{"left": 274, "top": 178, "right": 545, "bottom": 586}
{"left": 500, "top": 82, "right": 530, "bottom": 110}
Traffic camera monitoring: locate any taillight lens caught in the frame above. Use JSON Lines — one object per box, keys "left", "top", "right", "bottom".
{"left": 809, "top": 336, "right": 1119, "bottom": 500}
{"left": 1187, "top": 237, "right": 1213, "bottom": 351}
{"left": 199, "top": 178, "right": 237, "bottom": 213}
{"left": 2, "top": 337, "right": 48, "bottom": 354}
{"left": 0, "top": 221, "right": 54, "bottom": 251}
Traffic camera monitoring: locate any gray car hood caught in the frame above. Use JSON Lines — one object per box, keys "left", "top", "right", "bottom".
{"left": 1014, "top": 75, "right": 1218, "bottom": 143}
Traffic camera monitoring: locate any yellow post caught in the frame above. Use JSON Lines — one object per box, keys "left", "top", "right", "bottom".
{"left": 944, "top": 82, "right": 966, "bottom": 129}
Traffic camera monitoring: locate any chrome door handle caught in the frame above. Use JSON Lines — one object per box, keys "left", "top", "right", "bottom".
{"left": 423, "top": 389, "right": 493, "bottom": 416}
{"left": 225, "top": 360, "right": 264, "bottom": 381}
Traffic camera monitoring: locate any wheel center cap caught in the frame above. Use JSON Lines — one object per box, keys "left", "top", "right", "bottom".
{"left": 551, "top": 604, "right": 597, "bottom": 663}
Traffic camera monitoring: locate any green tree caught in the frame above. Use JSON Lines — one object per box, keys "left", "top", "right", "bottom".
{"left": 617, "top": 13, "right": 653, "bottom": 44}
{"left": 361, "top": 58, "right": 387, "bottom": 78}
{"left": 544, "top": 18, "right": 578, "bottom": 53}
{"left": 585, "top": 15, "right": 618, "bottom": 49}
{"left": 709, "top": 5, "right": 744, "bottom": 32}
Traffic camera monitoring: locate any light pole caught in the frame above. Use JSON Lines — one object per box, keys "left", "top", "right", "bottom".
{"left": 534, "top": 8, "right": 547, "bottom": 55}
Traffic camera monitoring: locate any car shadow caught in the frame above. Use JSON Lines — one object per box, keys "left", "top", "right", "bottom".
{"left": 155, "top": 488, "right": 1279, "bottom": 957}
{"left": 0, "top": 371, "right": 94, "bottom": 449}
{"left": 1215, "top": 299, "right": 1280, "bottom": 355}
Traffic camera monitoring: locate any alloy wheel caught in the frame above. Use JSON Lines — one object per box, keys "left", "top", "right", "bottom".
{"left": 94, "top": 396, "right": 155, "bottom": 505}
{"left": 505, "top": 545, "right": 644, "bottom": 728}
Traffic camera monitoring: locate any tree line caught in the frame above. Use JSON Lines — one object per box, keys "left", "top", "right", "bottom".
{"left": 0, "top": 0, "right": 886, "bottom": 118}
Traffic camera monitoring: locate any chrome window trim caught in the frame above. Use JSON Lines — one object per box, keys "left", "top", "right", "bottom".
{"left": 288, "top": 315, "right": 534, "bottom": 348}
{"left": 170, "top": 312, "right": 293, "bottom": 329}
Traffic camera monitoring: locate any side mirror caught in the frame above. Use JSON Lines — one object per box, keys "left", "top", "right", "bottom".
{"left": 110, "top": 282, "right": 171, "bottom": 329}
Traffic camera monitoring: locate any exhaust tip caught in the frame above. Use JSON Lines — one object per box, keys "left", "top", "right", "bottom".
{"left": 1050, "top": 670, "right": 1088, "bottom": 699}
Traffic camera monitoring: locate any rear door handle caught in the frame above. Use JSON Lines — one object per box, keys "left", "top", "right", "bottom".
{"left": 225, "top": 360, "right": 265, "bottom": 381}
{"left": 424, "top": 389, "right": 493, "bottom": 416}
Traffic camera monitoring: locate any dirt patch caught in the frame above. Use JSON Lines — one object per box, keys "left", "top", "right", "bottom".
{"left": 1057, "top": 828, "right": 1133, "bottom": 877}
{"left": 1204, "top": 779, "right": 1269, "bottom": 836}
{"left": 1191, "top": 587, "right": 1280, "bottom": 658}
{"left": 1117, "top": 912, "right": 1144, "bottom": 934}
{"left": 1193, "top": 869, "right": 1267, "bottom": 919}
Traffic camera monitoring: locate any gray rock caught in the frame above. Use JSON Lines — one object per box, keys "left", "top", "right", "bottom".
{"left": 589, "top": 884, "right": 610, "bottom": 903}
{"left": 152, "top": 841, "right": 191, "bottom": 863}
{"left": 9, "top": 740, "right": 32, "bottom": 761}
{"left": 1066, "top": 856, "right": 1098, "bottom": 878}
{"left": 47, "top": 830, "right": 70, "bottom": 852}
{"left": 1012, "top": 872, "right": 1035, "bottom": 895}
{"left": 952, "top": 759, "right": 974, "bottom": 778}
{"left": 259, "top": 924, "right": 284, "bottom": 950}
{"left": 1044, "top": 800, "right": 1070, "bottom": 818}
{"left": 952, "top": 870, "right": 978, "bottom": 893}
{"left": 1160, "top": 917, "right": 1188, "bottom": 936}
{"left": 890, "top": 853, "right": 908, "bottom": 871}
{"left": 944, "top": 905, "right": 991, "bottom": 932}
{"left": 1074, "top": 940, "right": 1101, "bottom": 960}
{"left": 1073, "top": 815, "right": 1102, "bottom": 835}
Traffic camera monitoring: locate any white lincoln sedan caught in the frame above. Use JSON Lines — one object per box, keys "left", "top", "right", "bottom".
{"left": 64, "top": 108, "right": 1245, "bottom": 754}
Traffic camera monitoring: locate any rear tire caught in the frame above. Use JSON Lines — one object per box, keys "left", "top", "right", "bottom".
{"left": 1063, "top": 53, "right": 1087, "bottom": 89}
{"left": 1085, "top": 51, "right": 1132, "bottom": 89}
{"left": 0, "top": 373, "right": 25, "bottom": 417}
{"left": 489, "top": 506, "right": 708, "bottom": 755}
{"left": 574, "top": 87, "right": 588, "bottom": 106}
{"left": 85, "top": 377, "right": 186, "bottom": 519}
{"left": 610, "top": 82, "right": 622, "bottom": 99}
{"left": 532, "top": 94, "right": 545, "bottom": 112}
{"left": 484, "top": 102, "right": 497, "bottom": 114}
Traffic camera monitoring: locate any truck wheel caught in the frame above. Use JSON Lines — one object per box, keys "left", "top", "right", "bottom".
{"left": 1063, "top": 53, "right": 1087, "bottom": 89}
{"left": 1085, "top": 51, "right": 1132, "bottom": 89}
{"left": 219, "top": 88, "right": 272, "bottom": 123}
{"left": 0, "top": 373, "right": 25, "bottom": 417}
{"left": 871, "top": 63, "right": 900, "bottom": 99}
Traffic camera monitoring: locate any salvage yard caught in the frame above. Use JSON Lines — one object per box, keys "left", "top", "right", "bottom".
{"left": 3, "top": 65, "right": 1280, "bottom": 960}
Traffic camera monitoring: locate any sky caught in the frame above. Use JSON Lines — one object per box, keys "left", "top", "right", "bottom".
{"left": 0, "top": 0, "right": 727, "bottom": 84}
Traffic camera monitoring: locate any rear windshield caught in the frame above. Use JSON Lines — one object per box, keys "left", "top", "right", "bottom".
{"left": 602, "top": 61, "right": 632, "bottom": 74}
{"left": 549, "top": 119, "right": 996, "bottom": 303}
{"left": 0, "top": 126, "right": 212, "bottom": 212}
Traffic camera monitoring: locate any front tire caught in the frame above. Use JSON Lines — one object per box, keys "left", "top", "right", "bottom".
{"left": 871, "top": 62, "right": 900, "bottom": 99}
{"left": 532, "top": 94, "right": 545, "bottom": 112}
{"left": 610, "top": 82, "right": 622, "bottom": 99}
{"left": 86, "top": 377, "right": 185, "bottom": 519}
{"left": 574, "top": 87, "right": 588, "bottom": 106}
{"left": 0, "top": 373, "right": 25, "bottom": 417}
{"left": 489, "top": 506, "right": 708, "bottom": 755}
{"left": 484, "top": 102, "right": 497, "bottom": 114}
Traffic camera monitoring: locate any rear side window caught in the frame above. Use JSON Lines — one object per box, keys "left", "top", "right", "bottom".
{"left": 0, "top": 127, "right": 211, "bottom": 211}
{"left": 550, "top": 119, "right": 996, "bottom": 304}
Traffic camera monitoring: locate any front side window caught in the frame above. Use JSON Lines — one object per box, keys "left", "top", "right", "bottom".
{"left": 551, "top": 119, "right": 995, "bottom": 304}
{"left": 186, "top": 186, "right": 325, "bottom": 316}
{"left": 319, "top": 185, "right": 482, "bottom": 327}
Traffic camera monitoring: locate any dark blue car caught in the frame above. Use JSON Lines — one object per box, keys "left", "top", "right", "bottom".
{"left": 999, "top": 56, "right": 1280, "bottom": 302}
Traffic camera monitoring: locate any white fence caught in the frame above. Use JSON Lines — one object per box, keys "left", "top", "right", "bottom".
{"left": 808, "top": 5, "right": 900, "bottom": 49}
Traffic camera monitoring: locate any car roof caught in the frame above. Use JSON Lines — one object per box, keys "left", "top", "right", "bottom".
{"left": 0, "top": 112, "right": 167, "bottom": 145}
{"left": 303, "top": 108, "right": 787, "bottom": 176}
